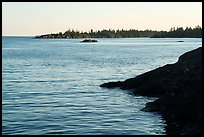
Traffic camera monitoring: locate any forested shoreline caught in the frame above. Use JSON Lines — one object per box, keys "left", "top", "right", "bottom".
{"left": 35, "top": 26, "right": 202, "bottom": 39}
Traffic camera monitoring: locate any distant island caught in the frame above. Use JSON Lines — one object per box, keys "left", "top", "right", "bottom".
{"left": 35, "top": 26, "right": 202, "bottom": 39}
{"left": 151, "top": 26, "right": 202, "bottom": 38}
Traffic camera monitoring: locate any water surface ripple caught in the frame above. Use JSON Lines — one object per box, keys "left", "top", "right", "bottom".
{"left": 2, "top": 37, "right": 201, "bottom": 135}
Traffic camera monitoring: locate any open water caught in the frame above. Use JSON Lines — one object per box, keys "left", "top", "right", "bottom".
{"left": 2, "top": 37, "right": 202, "bottom": 135}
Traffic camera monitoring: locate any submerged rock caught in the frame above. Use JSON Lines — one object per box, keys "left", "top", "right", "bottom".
{"left": 100, "top": 47, "right": 202, "bottom": 135}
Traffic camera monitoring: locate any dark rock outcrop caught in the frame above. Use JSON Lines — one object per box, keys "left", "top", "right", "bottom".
{"left": 176, "top": 40, "right": 184, "bottom": 42}
{"left": 100, "top": 47, "right": 202, "bottom": 135}
{"left": 80, "top": 39, "right": 98, "bottom": 43}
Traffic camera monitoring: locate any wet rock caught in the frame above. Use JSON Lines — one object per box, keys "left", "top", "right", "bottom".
{"left": 100, "top": 81, "right": 122, "bottom": 88}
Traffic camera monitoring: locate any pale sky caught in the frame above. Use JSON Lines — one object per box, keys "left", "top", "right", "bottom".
{"left": 2, "top": 2, "right": 202, "bottom": 36}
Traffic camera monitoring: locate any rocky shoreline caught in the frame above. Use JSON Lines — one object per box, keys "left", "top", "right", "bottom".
{"left": 100, "top": 47, "right": 202, "bottom": 135}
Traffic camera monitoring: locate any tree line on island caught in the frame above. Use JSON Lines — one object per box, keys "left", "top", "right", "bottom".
{"left": 35, "top": 25, "right": 202, "bottom": 39}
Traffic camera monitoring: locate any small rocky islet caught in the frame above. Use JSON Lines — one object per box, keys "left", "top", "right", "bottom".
{"left": 100, "top": 47, "right": 202, "bottom": 135}
{"left": 176, "top": 40, "right": 184, "bottom": 42}
{"left": 80, "top": 39, "right": 98, "bottom": 43}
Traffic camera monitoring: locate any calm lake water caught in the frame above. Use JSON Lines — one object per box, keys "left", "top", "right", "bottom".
{"left": 2, "top": 37, "right": 202, "bottom": 135}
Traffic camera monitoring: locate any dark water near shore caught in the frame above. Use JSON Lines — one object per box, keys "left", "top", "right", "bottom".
{"left": 2, "top": 37, "right": 202, "bottom": 135}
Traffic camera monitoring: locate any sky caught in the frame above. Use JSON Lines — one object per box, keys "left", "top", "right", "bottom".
{"left": 2, "top": 2, "right": 202, "bottom": 36}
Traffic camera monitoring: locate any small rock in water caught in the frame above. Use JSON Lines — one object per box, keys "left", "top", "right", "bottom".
{"left": 80, "top": 39, "right": 98, "bottom": 43}
{"left": 176, "top": 40, "right": 184, "bottom": 42}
